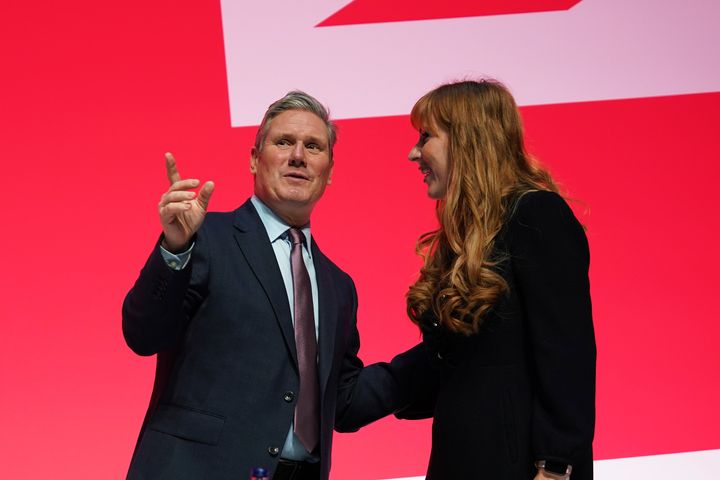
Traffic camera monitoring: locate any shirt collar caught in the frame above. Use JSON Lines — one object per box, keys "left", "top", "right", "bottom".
{"left": 250, "top": 195, "right": 312, "bottom": 254}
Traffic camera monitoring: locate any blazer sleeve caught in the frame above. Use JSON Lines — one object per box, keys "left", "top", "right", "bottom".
{"left": 509, "top": 191, "right": 596, "bottom": 466}
{"left": 122, "top": 233, "right": 209, "bottom": 356}
{"left": 333, "top": 277, "right": 443, "bottom": 432}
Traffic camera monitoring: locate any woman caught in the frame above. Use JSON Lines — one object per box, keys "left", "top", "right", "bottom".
{"left": 401, "top": 80, "right": 596, "bottom": 479}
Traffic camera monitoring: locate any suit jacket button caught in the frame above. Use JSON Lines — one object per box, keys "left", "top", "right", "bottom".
{"left": 283, "top": 391, "right": 295, "bottom": 403}
{"left": 268, "top": 446, "right": 280, "bottom": 457}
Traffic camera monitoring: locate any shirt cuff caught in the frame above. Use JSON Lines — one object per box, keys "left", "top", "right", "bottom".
{"left": 159, "top": 242, "right": 194, "bottom": 270}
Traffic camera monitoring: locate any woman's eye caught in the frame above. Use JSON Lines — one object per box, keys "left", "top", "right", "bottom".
{"left": 419, "top": 131, "right": 430, "bottom": 144}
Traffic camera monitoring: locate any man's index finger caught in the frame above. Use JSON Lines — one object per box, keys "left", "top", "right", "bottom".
{"left": 165, "top": 152, "right": 182, "bottom": 184}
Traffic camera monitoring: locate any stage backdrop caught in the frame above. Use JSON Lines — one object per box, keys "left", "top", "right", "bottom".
{"left": 1, "top": 0, "right": 719, "bottom": 478}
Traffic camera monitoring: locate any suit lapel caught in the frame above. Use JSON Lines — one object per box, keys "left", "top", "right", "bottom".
{"left": 313, "top": 242, "right": 338, "bottom": 395}
{"left": 232, "top": 201, "right": 298, "bottom": 366}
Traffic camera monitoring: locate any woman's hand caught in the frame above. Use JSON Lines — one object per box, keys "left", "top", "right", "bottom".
{"left": 534, "top": 468, "right": 570, "bottom": 480}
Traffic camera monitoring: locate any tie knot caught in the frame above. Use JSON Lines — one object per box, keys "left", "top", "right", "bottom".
{"left": 288, "top": 228, "right": 305, "bottom": 247}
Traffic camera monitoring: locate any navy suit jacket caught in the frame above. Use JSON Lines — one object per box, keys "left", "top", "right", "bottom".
{"left": 123, "top": 199, "right": 432, "bottom": 479}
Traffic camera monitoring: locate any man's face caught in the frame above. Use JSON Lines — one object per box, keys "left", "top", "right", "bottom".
{"left": 251, "top": 109, "right": 333, "bottom": 224}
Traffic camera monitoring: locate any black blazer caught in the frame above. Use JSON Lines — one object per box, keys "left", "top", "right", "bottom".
{"left": 397, "top": 191, "right": 596, "bottom": 479}
{"left": 122, "top": 199, "right": 431, "bottom": 480}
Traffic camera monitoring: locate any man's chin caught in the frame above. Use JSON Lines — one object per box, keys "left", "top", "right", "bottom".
{"left": 279, "top": 192, "right": 314, "bottom": 206}
{"left": 263, "top": 193, "right": 319, "bottom": 220}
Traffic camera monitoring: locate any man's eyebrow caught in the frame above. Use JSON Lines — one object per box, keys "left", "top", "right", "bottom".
{"left": 303, "top": 135, "right": 327, "bottom": 146}
{"left": 268, "top": 130, "right": 327, "bottom": 146}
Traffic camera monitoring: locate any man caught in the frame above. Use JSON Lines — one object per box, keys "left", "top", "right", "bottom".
{"left": 122, "top": 91, "right": 434, "bottom": 480}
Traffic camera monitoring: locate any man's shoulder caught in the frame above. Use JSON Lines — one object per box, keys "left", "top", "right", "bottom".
{"left": 198, "top": 211, "right": 236, "bottom": 235}
{"left": 201, "top": 200, "right": 256, "bottom": 231}
{"left": 204, "top": 210, "right": 238, "bottom": 223}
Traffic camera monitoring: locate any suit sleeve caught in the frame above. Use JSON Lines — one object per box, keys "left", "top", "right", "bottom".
{"left": 333, "top": 277, "right": 443, "bottom": 432}
{"left": 122, "top": 233, "right": 209, "bottom": 356}
{"left": 509, "top": 191, "right": 596, "bottom": 467}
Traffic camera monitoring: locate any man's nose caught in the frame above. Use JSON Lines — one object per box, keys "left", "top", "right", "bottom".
{"left": 289, "top": 142, "right": 305, "bottom": 165}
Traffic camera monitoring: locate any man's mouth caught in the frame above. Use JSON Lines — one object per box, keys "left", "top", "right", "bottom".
{"left": 284, "top": 172, "right": 310, "bottom": 181}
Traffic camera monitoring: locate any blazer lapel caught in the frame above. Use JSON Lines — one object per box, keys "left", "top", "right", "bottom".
{"left": 232, "top": 201, "right": 298, "bottom": 366}
{"left": 313, "top": 242, "right": 339, "bottom": 395}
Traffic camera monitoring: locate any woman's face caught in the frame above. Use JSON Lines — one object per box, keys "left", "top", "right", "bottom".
{"left": 408, "top": 122, "right": 450, "bottom": 199}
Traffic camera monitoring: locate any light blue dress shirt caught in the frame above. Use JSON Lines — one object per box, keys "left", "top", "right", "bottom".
{"left": 159, "top": 195, "right": 320, "bottom": 461}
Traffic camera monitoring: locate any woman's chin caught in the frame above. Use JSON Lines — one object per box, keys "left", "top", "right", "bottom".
{"left": 426, "top": 184, "right": 446, "bottom": 200}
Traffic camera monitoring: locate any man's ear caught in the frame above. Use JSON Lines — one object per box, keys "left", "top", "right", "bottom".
{"left": 250, "top": 146, "right": 258, "bottom": 174}
{"left": 327, "top": 164, "right": 333, "bottom": 185}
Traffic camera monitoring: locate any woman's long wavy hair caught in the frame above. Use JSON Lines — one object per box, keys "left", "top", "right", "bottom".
{"left": 406, "top": 80, "right": 559, "bottom": 335}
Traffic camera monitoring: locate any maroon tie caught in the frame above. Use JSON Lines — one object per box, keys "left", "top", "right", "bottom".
{"left": 288, "top": 228, "right": 319, "bottom": 453}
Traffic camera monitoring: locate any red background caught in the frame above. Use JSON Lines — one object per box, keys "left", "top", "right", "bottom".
{"left": 1, "top": 1, "right": 719, "bottom": 478}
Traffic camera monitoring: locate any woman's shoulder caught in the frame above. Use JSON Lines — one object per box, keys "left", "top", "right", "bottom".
{"left": 506, "top": 190, "right": 585, "bottom": 242}
{"left": 512, "top": 189, "right": 569, "bottom": 216}
{"left": 509, "top": 190, "right": 576, "bottom": 225}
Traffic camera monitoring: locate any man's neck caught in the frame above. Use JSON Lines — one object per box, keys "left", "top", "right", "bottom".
{"left": 252, "top": 195, "right": 311, "bottom": 228}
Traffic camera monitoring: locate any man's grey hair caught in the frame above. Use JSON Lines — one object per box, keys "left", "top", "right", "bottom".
{"left": 254, "top": 90, "right": 337, "bottom": 160}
